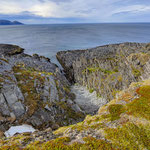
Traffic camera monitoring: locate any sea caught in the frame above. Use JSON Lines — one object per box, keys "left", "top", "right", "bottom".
{"left": 0, "top": 23, "right": 150, "bottom": 64}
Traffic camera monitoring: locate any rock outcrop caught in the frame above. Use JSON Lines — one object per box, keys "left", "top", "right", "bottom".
{"left": 0, "top": 42, "right": 150, "bottom": 149}
{"left": 0, "top": 44, "right": 85, "bottom": 132}
{"left": 1, "top": 71, "right": 150, "bottom": 150}
{"left": 57, "top": 42, "right": 150, "bottom": 101}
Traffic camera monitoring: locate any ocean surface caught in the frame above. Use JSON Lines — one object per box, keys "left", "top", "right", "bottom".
{"left": 0, "top": 23, "right": 150, "bottom": 64}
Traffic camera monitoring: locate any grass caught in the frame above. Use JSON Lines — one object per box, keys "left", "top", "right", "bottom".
{"left": 1, "top": 72, "right": 150, "bottom": 149}
{"left": 25, "top": 136, "right": 116, "bottom": 150}
{"left": 105, "top": 123, "right": 150, "bottom": 150}
{"left": 127, "top": 85, "right": 150, "bottom": 120}
{"left": 85, "top": 67, "right": 116, "bottom": 75}
{"left": 108, "top": 104, "right": 126, "bottom": 121}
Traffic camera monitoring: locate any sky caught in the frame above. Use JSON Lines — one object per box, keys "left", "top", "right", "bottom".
{"left": 0, "top": 0, "right": 150, "bottom": 24}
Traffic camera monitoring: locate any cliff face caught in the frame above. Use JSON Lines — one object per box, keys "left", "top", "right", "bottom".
{"left": 0, "top": 43, "right": 150, "bottom": 149}
{"left": 0, "top": 44, "right": 85, "bottom": 132}
{"left": 1, "top": 68, "right": 150, "bottom": 150}
{"left": 57, "top": 42, "right": 150, "bottom": 101}
{"left": 52, "top": 78, "right": 150, "bottom": 150}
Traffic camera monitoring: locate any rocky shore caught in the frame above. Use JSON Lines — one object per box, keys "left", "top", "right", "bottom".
{"left": 0, "top": 42, "right": 150, "bottom": 149}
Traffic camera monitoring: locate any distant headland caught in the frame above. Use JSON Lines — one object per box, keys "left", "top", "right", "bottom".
{"left": 0, "top": 20, "right": 24, "bottom": 25}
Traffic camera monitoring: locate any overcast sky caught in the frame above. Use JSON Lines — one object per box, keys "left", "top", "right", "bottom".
{"left": 0, "top": 0, "right": 150, "bottom": 24}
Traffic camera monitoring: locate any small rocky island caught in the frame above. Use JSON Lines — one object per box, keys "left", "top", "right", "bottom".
{"left": 0, "top": 42, "right": 150, "bottom": 149}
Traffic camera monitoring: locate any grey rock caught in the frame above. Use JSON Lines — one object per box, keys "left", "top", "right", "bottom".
{"left": 11, "top": 101, "right": 25, "bottom": 118}
{"left": 0, "top": 44, "right": 24, "bottom": 56}
{"left": 57, "top": 42, "right": 150, "bottom": 101}
{"left": 48, "top": 76, "right": 59, "bottom": 102}
{"left": 0, "top": 44, "right": 85, "bottom": 131}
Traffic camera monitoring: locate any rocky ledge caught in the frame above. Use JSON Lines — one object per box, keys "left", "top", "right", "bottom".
{"left": 0, "top": 44, "right": 85, "bottom": 133}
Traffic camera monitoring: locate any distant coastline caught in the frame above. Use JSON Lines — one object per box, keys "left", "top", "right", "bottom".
{"left": 0, "top": 20, "right": 24, "bottom": 25}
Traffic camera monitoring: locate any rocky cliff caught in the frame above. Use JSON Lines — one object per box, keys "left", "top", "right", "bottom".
{"left": 0, "top": 42, "right": 150, "bottom": 149}
{"left": 0, "top": 44, "right": 85, "bottom": 133}
{"left": 57, "top": 42, "right": 150, "bottom": 101}
{"left": 1, "top": 62, "right": 150, "bottom": 150}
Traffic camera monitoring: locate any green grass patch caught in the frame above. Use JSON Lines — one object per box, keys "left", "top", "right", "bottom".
{"left": 127, "top": 85, "right": 150, "bottom": 120}
{"left": 105, "top": 123, "right": 150, "bottom": 150}
{"left": 108, "top": 104, "right": 126, "bottom": 121}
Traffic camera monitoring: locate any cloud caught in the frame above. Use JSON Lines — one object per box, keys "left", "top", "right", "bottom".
{"left": 112, "top": 5, "right": 150, "bottom": 15}
{"left": 0, "top": 0, "right": 149, "bottom": 23}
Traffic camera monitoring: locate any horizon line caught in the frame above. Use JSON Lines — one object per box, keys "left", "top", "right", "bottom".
{"left": 22, "top": 22, "right": 150, "bottom": 25}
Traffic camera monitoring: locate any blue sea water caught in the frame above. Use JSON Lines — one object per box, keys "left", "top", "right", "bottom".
{"left": 0, "top": 23, "right": 150, "bottom": 64}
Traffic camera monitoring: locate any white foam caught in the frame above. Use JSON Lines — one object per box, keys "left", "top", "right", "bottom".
{"left": 5, "top": 124, "right": 36, "bottom": 137}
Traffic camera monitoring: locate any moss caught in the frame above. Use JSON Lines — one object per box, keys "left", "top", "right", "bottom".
{"left": 55, "top": 80, "right": 64, "bottom": 100}
{"left": 118, "top": 92, "right": 133, "bottom": 102}
{"left": 56, "top": 101, "right": 85, "bottom": 123}
{"left": 131, "top": 66, "right": 141, "bottom": 77}
{"left": 82, "top": 66, "right": 117, "bottom": 75}
{"left": 63, "top": 86, "right": 71, "bottom": 94}
{"left": 105, "top": 123, "right": 150, "bottom": 150}
{"left": 84, "top": 115, "right": 103, "bottom": 125}
{"left": 90, "top": 123, "right": 104, "bottom": 129}
{"left": 127, "top": 85, "right": 150, "bottom": 120}
{"left": 97, "top": 93, "right": 102, "bottom": 98}
{"left": 53, "top": 126, "right": 70, "bottom": 135}
{"left": 63, "top": 86, "right": 76, "bottom": 100}
{"left": 13, "top": 65, "right": 47, "bottom": 116}
{"left": 25, "top": 136, "right": 116, "bottom": 150}
{"left": 111, "top": 90, "right": 120, "bottom": 98}
{"left": 1, "top": 78, "right": 150, "bottom": 149}
{"left": 26, "top": 137, "right": 71, "bottom": 150}
{"left": 0, "top": 135, "right": 29, "bottom": 150}
{"left": 113, "top": 67, "right": 119, "bottom": 73}
{"left": 71, "top": 122, "right": 88, "bottom": 131}
{"left": 26, "top": 141, "right": 42, "bottom": 150}
{"left": 89, "top": 88, "right": 94, "bottom": 93}
{"left": 54, "top": 114, "right": 105, "bottom": 135}
{"left": 117, "top": 75, "right": 123, "bottom": 82}
{"left": 108, "top": 104, "right": 126, "bottom": 121}
{"left": 81, "top": 137, "right": 115, "bottom": 150}
{"left": 0, "top": 144, "right": 20, "bottom": 150}
{"left": 136, "top": 85, "right": 150, "bottom": 98}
